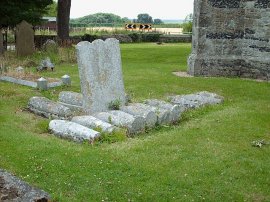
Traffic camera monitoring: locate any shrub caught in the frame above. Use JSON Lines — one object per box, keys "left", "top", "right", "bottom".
{"left": 141, "top": 33, "right": 162, "bottom": 42}
{"left": 81, "top": 34, "right": 99, "bottom": 42}
{"left": 128, "top": 33, "right": 141, "bottom": 42}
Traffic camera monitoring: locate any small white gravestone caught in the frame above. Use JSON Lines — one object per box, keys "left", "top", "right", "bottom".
{"left": 76, "top": 38, "right": 126, "bottom": 114}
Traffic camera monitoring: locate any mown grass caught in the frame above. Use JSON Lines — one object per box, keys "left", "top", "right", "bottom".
{"left": 0, "top": 43, "right": 270, "bottom": 201}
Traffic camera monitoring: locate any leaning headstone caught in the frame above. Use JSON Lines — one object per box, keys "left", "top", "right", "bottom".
{"left": 120, "top": 103, "right": 157, "bottom": 128}
{"left": 37, "top": 77, "right": 48, "bottom": 90}
{"left": 58, "top": 91, "right": 83, "bottom": 111}
{"left": 0, "top": 169, "right": 51, "bottom": 202}
{"left": 0, "top": 32, "right": 4, "bottom": 55}
{"left": 144, "top": 99, "right": 184, "bottom": 123}
{"left": 49, "top": 120, "right": 100, "bottom": 143}
{"left": 76, "top": 38, "right": 126, "bottom": 114}
{"left": 168, "top": 91, "right": 224, "bottom": 110}
{"left": 42, "top": 39, "right": 57, "bottom": 53}
{"left": 71, "top": 116, "right": 117, "bottom": 133}
{"left": 94, "top": 110, "right": 145, "bottom": 135}
{"left": 16, "top": 21, "right": 35, "bottom": 57}
{"left": 28, "top": 97, "right": 72, "bottom": 119}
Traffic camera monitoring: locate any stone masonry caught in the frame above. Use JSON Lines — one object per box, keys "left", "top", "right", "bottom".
{"left": 188, "top": 0, "right": 270, "bottom": 80}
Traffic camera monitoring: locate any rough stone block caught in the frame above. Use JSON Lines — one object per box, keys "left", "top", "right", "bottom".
{"left": 76, "top": 38, "right": 126, "bottom": 113}
{"left": 49, "top": 120, "right": 100, "bottom": 143}
{"left": 71, "top": 116, "right": 117, "bottom": 133}
{"left": 94, "top": 110, "right": 145, "bottom": 135}
{"left": 120, "top": 103, "right": 157, "bottom": 128}
{"left": 28, "top": 97, "right": 72, "bottom": 119}
{"left": 144, "top": 99, "right": 184, "bottom": 123}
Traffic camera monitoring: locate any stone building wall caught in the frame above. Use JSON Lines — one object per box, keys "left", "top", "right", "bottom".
{"left": 188, "top": 0, "right": 270, "bottom": 80}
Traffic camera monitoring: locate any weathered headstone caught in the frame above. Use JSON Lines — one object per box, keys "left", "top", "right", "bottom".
{"left": 188, "top": 0, "right": 270, "bottom": 80}
{"left": 0, "top": 32, "right": 4, "bottom": 55}
{"left": 76, "top": 39, "right": 126, "bottom": 114}
{"left": 16, "top": 21, "right": 35, "bottom": 56}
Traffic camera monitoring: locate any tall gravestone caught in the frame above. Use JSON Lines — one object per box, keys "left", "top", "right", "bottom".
{"left": 16, "top": 21, "right": 35, "bottom": 56}
{"left": 0, "top": 31, "right": 3, "bottom": 55}
{"left": 188, "top": 0, "right": 270, "bottom": 80}
{"left": 76, "top": 38, "right": 126, "bottom": 114}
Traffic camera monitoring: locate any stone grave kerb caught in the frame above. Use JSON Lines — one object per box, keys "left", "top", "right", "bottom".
{"left": 76, "top": 38, "right": 126, "bottom": 114}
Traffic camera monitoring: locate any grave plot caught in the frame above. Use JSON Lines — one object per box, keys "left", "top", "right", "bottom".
{"left": 27, "top": 38, "right": 224, "bottom": 143}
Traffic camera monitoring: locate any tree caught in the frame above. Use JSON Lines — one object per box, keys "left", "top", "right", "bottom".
{"left": 70, "top": 13, "right": 126, "bottom": 25}
{"left": 137, "top": 13, "right": 153, "bottom": 24}
{"left": 184, "top": 13, "right": 193, "bottom": 22}
{"left": 182, "top": 13, "right": 193, "bottom": 33}
{"left": 45, "top": 0, "right": 57, "bottom": 17}
{"left": 0, "top": 0, "right": 53, "bottom": 28}
{"left": 57, "top": 0, "right": 71, "bottom": 42}
{"left": 154, "top": 19, "right": 163, "bottom": 25}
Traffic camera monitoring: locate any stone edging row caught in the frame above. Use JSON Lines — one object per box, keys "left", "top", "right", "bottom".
{"left": 28, "top": 91, "right": 224, "bottom": 143}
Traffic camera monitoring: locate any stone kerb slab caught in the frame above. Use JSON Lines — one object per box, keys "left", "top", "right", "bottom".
{"left": 28, "top": 97, "right": 72, "bottom": 119}
{"left": 94, "top": 110, "right": 145, "bottom": 135}
{"left": 120, "top": 103, "right": 158, "bottom": 128}
{"left": 58, "top": 91, "right": 83, "bottom": 111}
{"left": 145, "top": 99, "right": 183, "bottom": 123}
{"left": 49, "top": 120, "right": 100, "bottom": 143}
{"left": 0, "top": 76, "right": 37, "bottom": 88}
{"left": 0, "top": 76, "right": 67, "bottom": 89}
{"left": 76, "top": 38, "right": 126, "bottom": 114}
{"left": 168, "top": 91, "right": 224, "bottom": 109}
{"left": 71, "top": 116, "right": 117, "bottom": 133}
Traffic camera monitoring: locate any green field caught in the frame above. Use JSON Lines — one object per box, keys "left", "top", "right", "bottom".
{"left": 0, "top": 43, "right": 270, "bottom": 201}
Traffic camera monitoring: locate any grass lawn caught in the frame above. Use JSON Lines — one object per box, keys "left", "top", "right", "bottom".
{"left": 0, "top": 43, "right": 270, "bottom": 201}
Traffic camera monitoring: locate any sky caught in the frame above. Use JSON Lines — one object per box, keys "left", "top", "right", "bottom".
{"left": 70, "top": 0, "right": 194, "bottom": 20}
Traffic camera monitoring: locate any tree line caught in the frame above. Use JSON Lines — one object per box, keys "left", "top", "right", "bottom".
{"left": 71, "top": 13, "right": 164, "bottom": 25}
